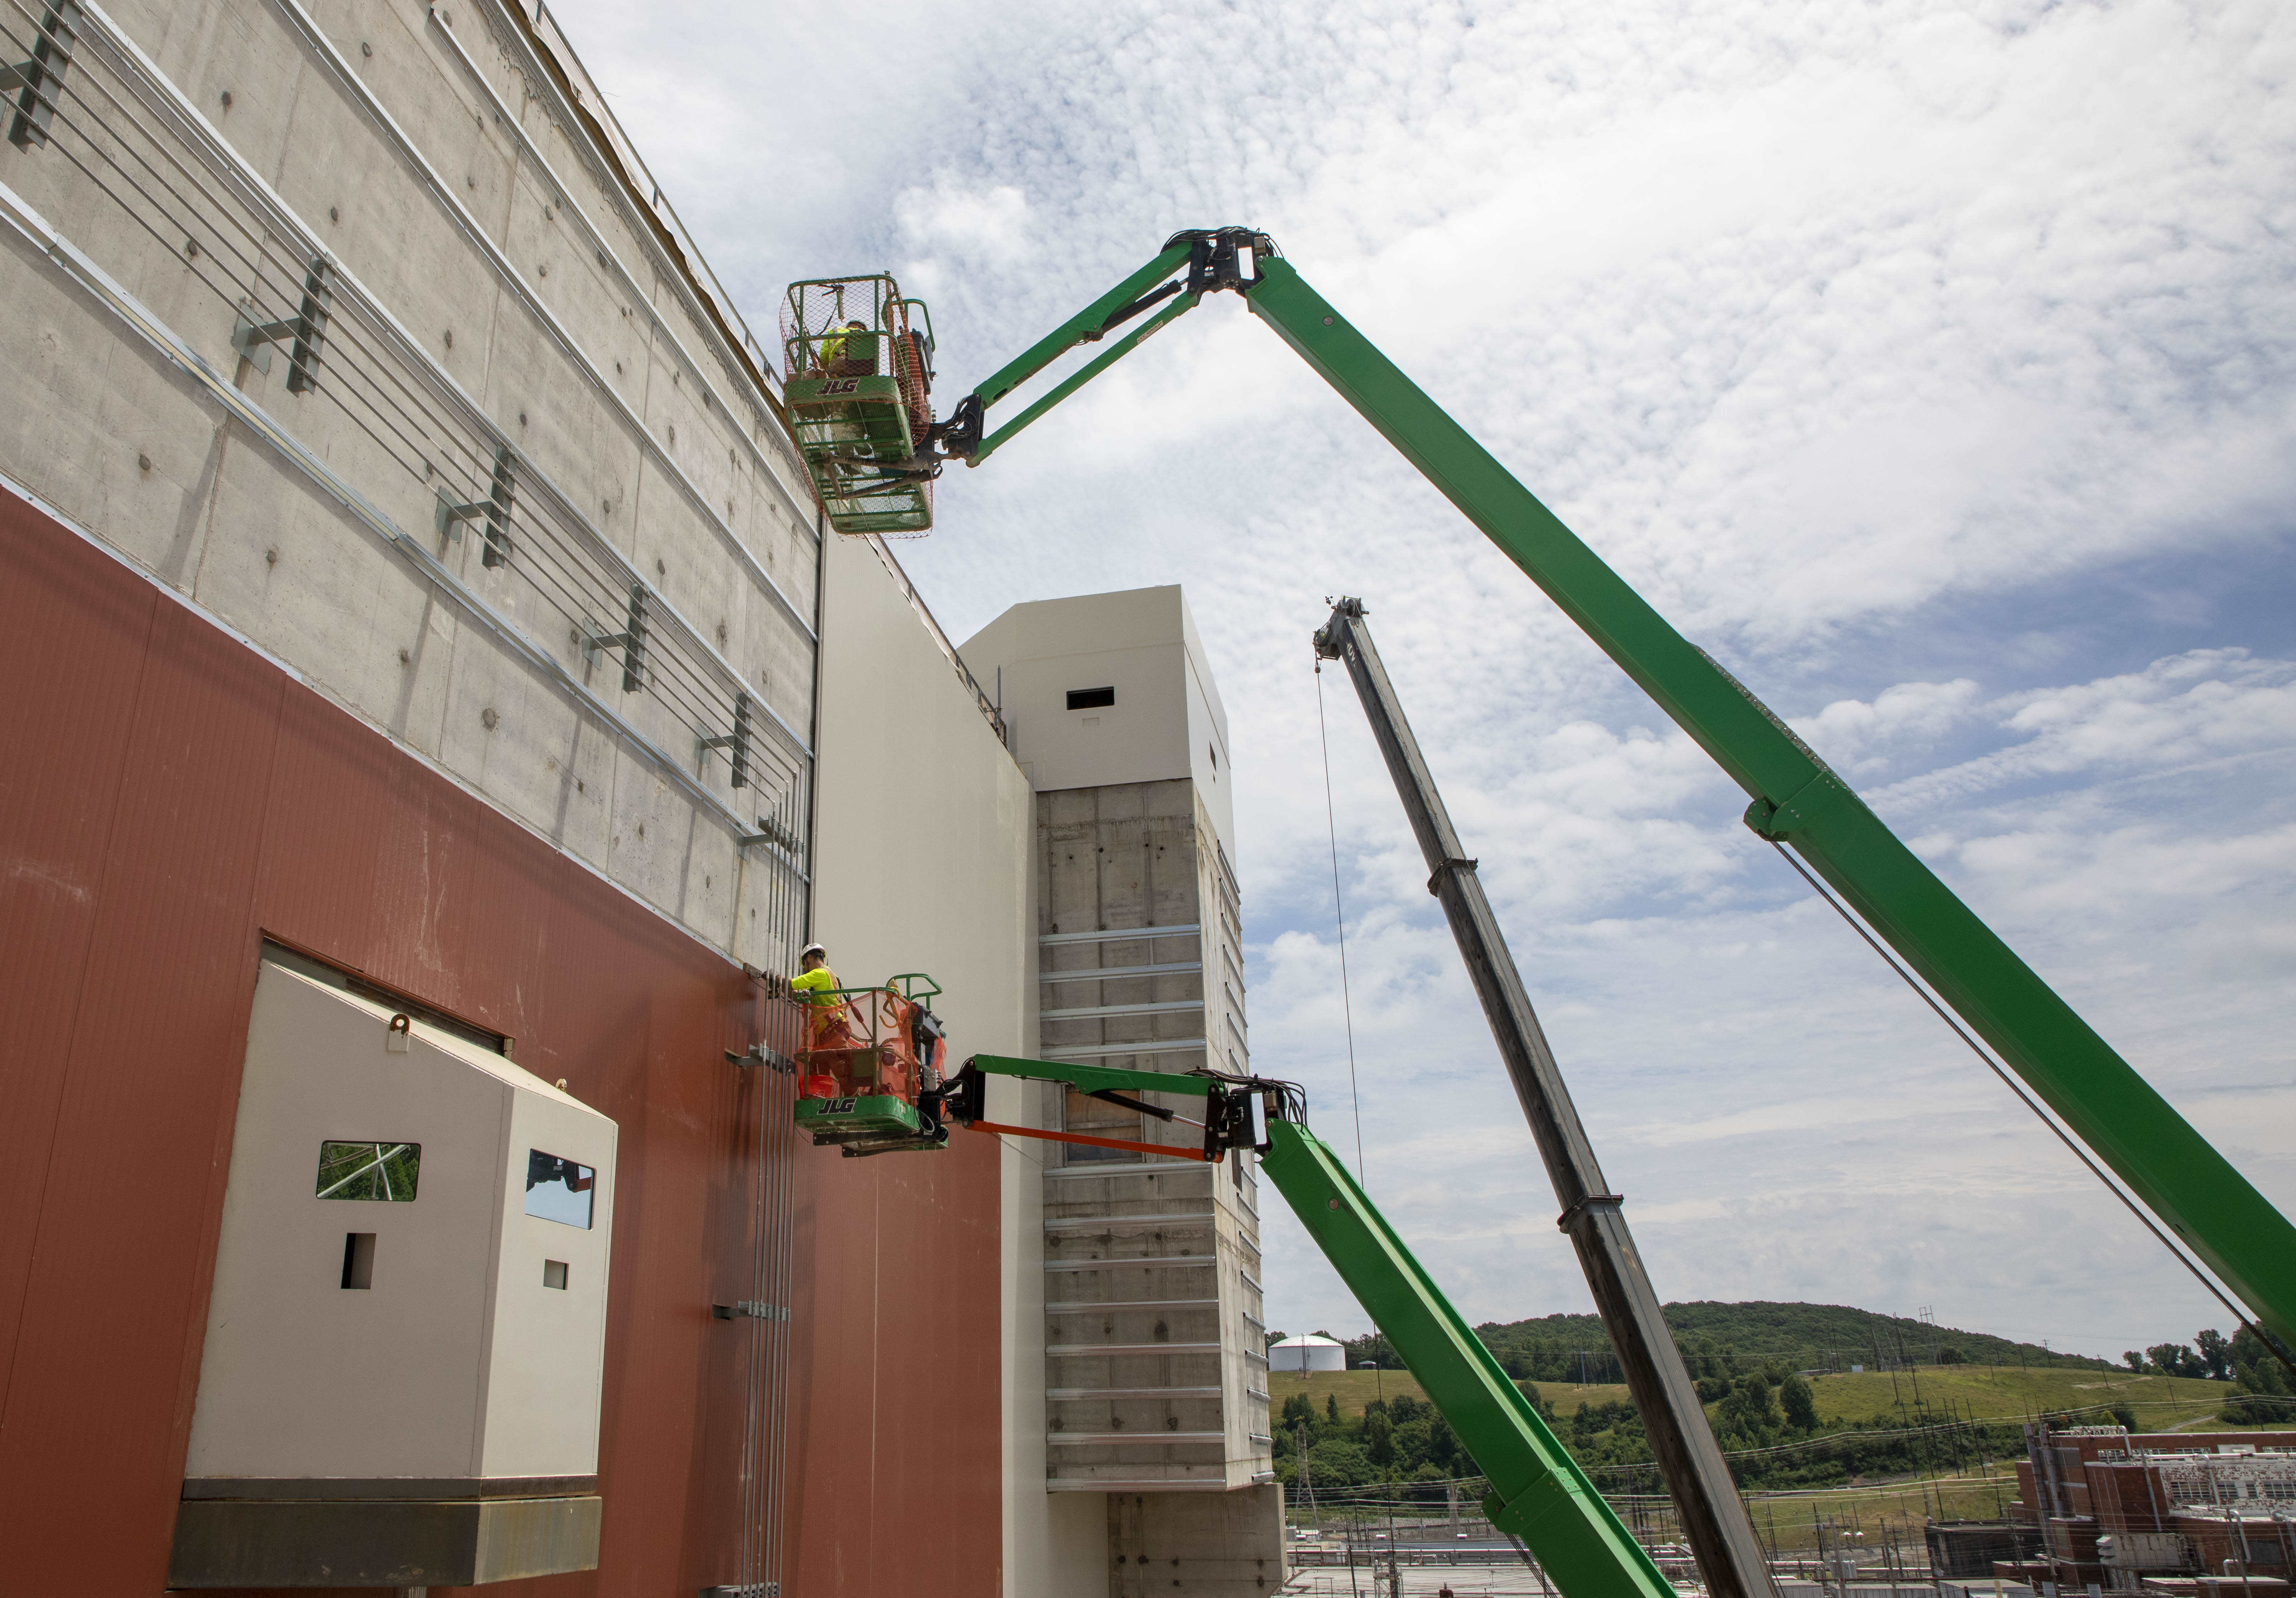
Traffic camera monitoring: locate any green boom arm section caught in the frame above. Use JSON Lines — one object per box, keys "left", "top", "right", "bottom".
{"left": 942, "top": 235, "right": 2296, "bottom": 1355}
{"left": 1261, "top": 1117, "right": 1673, "bottom": 1598}
{"left": 959, "top": 1055, "right": 1675, "bottom": 1598}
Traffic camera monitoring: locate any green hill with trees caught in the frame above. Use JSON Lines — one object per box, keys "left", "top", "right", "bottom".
{"left": 1262, "top": 1303, "right": 2280, "bottom": 1506}
{"left": 1308, "top": 1300, "right": 2119, "bottom": 1380}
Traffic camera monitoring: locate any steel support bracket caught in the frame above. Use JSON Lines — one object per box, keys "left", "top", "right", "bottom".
{"left": 5, "top": 0, "right": 80, "bottom": 150}
{"left": 698, "top": 692, "right": 755, "bottom": 788}
{"left": 737, "top": 812, "right": 802, "bottom": 857}
{"left": 434, "top": 490, "right": 490, "bottom": 538}
{"left": 230, "top": 302, "right": 301, "bottom": 376}
{"left": 228, "top": 259, "right": 333, "bottom": 389}
{"left": 710, "top": 1301, "right": 788, "bottom": 1322}
{"left": 585, "top": 582, "right": 647, "bottom": 689}
{"left": 722, "top": 1042, "right": 794, "bottom": 1074}
{"left": 434, "top": 443, "right": 515, "bottom": 571}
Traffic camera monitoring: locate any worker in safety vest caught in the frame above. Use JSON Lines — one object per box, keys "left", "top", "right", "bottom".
{"left": 814, "top": 320, "right": 876, "bottom": 485}
{"left": 792, "top": 941, "right": 839, "bottom": 1004}
{"left": 816, "top": 319, "right": 870, "bottom": 376}
{"left": 792, "top": 942, "right": 853, "bottom": 1098}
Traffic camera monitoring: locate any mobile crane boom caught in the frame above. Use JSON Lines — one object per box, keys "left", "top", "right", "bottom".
{"left": 1315, "top": 595, "right": 1773, "bottom": 1598}
{"left": 831, "top": 227, "right": 2295, "bottom": 1362}
{"left": 943, "top": 1055, "right": 1679, "bottom": 1598}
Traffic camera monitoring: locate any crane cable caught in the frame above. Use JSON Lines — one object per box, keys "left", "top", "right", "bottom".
{"left": 1315, "top": 657, "right": 1370, "bottom": 1188}
{"left": 1768, "top": 839, "right": 2291, "bottom": 1372}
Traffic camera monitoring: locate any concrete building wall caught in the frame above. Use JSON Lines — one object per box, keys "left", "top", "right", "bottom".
{"left": 0, "top": 0, "right": 818, "bottom": 965}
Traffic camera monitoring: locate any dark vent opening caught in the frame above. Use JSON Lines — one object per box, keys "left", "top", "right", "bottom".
{"left": 341, "top": 1232, "right": 375, "bottom": 1290}
{"left": 1066, "top": 686, "right": 1116, "bottom": 710}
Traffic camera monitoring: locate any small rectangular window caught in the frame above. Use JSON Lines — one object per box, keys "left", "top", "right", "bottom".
{"left": 1066, "top": 686, "right": 1115, "bottom": 710}
{"left": 316, "top": 1140, "right": 421, "bottom": 1201}
{"left": 542, "top": 1259, "right": 569, "bottom": 1290}
{"left": 525, "top": 1150, "right": 595, "bottom": 1229}
{"left": 341, "top": 1232, "right": 375, "bottom": 1290}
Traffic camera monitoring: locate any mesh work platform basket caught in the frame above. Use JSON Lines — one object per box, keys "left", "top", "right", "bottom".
{"left": 792, "top": 975, "right": 948, "bottom": 1152}
{"left": 780, "top": 276, "right": 936, "bottom": 536}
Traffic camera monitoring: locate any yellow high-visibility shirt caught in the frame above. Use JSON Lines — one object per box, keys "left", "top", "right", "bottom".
{"left": 791, "top": 966, "right": 840, "bottom": 1004}
{"left": 816, "top": 331, "right": 846, "bottom": 371}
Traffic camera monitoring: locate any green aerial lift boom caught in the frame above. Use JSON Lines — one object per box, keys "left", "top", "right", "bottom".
{"left": 942, "top": 1055, "right": 1678, "bottom": 1598}
{"left": 786, "top": 225, "right": 2296, "bottom": 1597}
{"left": 789, "top": 226, "right": 2295, "bottom": 1355}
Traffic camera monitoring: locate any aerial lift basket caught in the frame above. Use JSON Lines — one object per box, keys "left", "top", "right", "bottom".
{"left": 792, "top": 973, "right": 948, "bottom": 1154}
{"left": 779, "top": 275, "right": 936, "bottom": 536}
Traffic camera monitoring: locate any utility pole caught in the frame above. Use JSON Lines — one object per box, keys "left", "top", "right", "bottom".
{"left": 1315, "top": 597, "right": 1778, "bottom": 1598}
{"left": 1298, "top": 1422, "right": 1316, "bottom": 1527}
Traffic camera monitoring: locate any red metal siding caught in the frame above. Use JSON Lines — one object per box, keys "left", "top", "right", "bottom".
{"left": 0, "top": 492, "right": 1001, "bottom": 1597}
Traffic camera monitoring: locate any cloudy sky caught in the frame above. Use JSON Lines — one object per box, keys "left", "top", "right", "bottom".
{"left": 551, "top": 0, "right": 2296, "bottom": 1361}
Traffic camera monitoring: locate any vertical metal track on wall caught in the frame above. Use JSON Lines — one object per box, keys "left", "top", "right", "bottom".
{"left": 724, "top": 507, "right": 817, "bottom": 1594}
{"left": 732, "top": 771, "right": 806, "bottom": 1596}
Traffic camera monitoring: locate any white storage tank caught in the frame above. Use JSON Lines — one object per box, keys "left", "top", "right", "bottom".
{"left": 1269, "top": 1334, "right": 1347, "bottom": 1373}
{"left": 169, "top": 958, "right": 617, "bottom": 1588}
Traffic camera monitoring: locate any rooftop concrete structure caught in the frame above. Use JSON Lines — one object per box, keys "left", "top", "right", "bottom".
{"left": 963, "top": 585, "right": 1237, "bottom": 859}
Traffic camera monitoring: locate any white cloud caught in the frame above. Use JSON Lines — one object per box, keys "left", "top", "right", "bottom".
{"left": 1876, "top": 649, "right": 2296, "bottom": 810}
{"left": 895, "top": 180, "right": 1033, "bottom": 292}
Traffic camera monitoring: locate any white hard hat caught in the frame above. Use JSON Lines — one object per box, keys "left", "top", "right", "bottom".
{"left": 800, "top": 942, "right": 827, "bottom": 962}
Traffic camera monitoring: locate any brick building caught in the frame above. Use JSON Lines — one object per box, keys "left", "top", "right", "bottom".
{"left": 2011, "top": 1424, "right": 2296, "bottom": 1593}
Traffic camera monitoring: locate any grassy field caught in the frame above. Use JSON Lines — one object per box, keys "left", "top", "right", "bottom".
{"left": 1737, "top": 1470, "right": 2023, "bottom": 1554}
{"left": 1263, "top": 1361, "right": 2240, "bottom": 1429}
{"left": 1799, "top": 1363, "right": 2234, "bottom": 1428}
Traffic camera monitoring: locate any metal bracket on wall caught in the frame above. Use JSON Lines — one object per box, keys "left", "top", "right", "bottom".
{"left": 585, "top": 583, "right": 648, "bottom": 690}
{"left": 710, "top": 1301, "right": 788, "bottom": 1322}
{"left": 697, "top": 692, "right": 754, "bottom": 788}
{"left": 3, "top": 0, "right": 80, "bottom": 150}
{"left": 228, "top": 258, "right": 333, "bottom": 392}
{"left": 721, "top": 1042, "right": 793, "bottom": 1073}
{"left": 736, "top": 812, "right": 802, "bottom": 860}
{"left": 433, "top": 444, "right": 516, "bottom": 570}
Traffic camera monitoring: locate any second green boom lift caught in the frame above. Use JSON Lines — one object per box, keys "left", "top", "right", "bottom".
{"left": 941, "top": 1055, "right": 1678, "bottom": 1598}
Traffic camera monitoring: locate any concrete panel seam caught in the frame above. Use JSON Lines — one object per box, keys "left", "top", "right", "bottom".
{"left": 0, "top": 181, "right": 782, "bottom": 860}
{"left": 0, "top": 467, "right": 759, "bottom": 963}
{"left": 224, "top": 0, "right": 814, "bottom": 636}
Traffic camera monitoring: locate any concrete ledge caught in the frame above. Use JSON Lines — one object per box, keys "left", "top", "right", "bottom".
{"left": 166, "top": 1493, "right": 601, "bottom": 1587}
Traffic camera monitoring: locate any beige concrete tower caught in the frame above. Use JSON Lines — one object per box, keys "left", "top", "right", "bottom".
{"left": 964, "top": 587, "right": 1281, "bottom": 1587}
